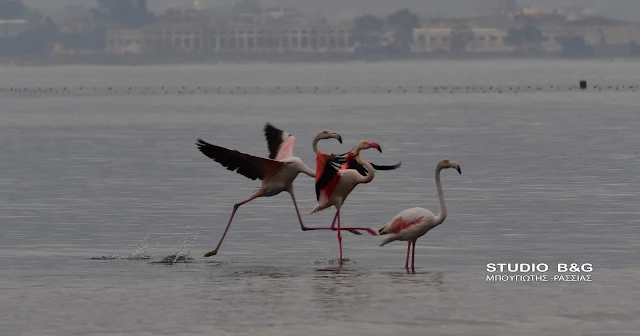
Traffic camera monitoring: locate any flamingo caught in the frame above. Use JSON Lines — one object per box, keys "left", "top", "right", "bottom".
{"left": 313, "top": 139, "right": 402, "bottom": 234}
{"left": 311, "top": 140, "right": 399, "bottom": 265}
{"left": 378, "top": 158, "right": 461, "bottom": 272}
{"left": 196, "top": 123, "right": 343, "bottom": 257}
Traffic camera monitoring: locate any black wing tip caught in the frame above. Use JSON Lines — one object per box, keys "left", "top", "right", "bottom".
{"left": 264, "top": 122, "right": 284, "bottom": 160}
{"left": 371, "top": 161, "right": 402, "bottom": 171}
{"left": 196, "top": 138, "right": 211, "bottom": 148}
{"left": 264, "top": 122, "right": 282, "bottom": 133}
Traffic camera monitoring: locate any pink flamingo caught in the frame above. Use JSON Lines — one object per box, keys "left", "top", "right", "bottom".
{"left": 196, "top": 123, "right": 343, "bottom": 257}
{"left": 378, "top": 159, "right": 461, "bottom": 272}
{"left": 311, "top": 140, "right": 398, "bottom": 265}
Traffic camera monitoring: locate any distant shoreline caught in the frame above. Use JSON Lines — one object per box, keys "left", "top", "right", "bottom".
{"left": 0, "top": 51, "right": 636, "bottom": 66}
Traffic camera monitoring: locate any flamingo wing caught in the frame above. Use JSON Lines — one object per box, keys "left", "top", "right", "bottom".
{"left": 196, "top": 139, "right": 284, "bottom": 181}
{"left": 315, "top": 150, "right": 342, "bottom": 201}
{"left": 263, "top": 123, "right": 295, "bottom": 160}
{"left": 333, "top": 151, "right": 403, "bottom": 177}
{"left": 379, "top": 210, "right": 425, "bottom": 235}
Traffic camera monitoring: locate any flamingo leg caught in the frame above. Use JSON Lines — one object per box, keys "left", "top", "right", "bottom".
{"left": 291, "top": 195, "right": 370, "bottom": 235}
{"left": 405, "top": 242, "right": 411, "bottom": 269}
{"left": 290, "top": 193, "right": 310, "bottom": 231}
{"left": 203, "top": 190, "right": 263, "bottom": 257}
{"left": 411, "top": 242, "right": 416, "bottom": 272}
{"left": 329, "top": 211, "right": 339, "bottom": 229}
{"left": 326, "top": 209, "right": 377, "bottom": 236}
{"left": 337, "top": 209, "right": 343, "bottom": 266}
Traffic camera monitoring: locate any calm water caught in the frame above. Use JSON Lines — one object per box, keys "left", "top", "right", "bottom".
{"left": 1, "top": 60, "right": 639, "bottom": 336}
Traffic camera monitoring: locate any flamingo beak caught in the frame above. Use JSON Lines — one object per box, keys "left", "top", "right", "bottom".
{"left": 370, "top": 142, "right": 382, "bottom": 153}
{"left": 336, "top": 134, "right": 343, "bottom": 144}
{"left": 456, "top": 165, "right": 462, "bottom": 174}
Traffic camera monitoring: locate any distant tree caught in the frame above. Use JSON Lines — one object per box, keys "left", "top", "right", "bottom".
{"left": 351, "top": 14, "right": 385, "bottom": 47}
{"left": 232, "top": 0, "right": 261, "bottom": 23}
{"left": 25, "top": 8, "right": 45, "bottom": 25}
{"left": 158, "top": 8, "right": 185, "bottom": 22}
{"left": 386, "top": 8, "right": 420, "bottom": 52}
{"left": 0, "top": 16, "right": 58, "bottom": 56}
{"left": 558, "top": 36, "right": 593, "bottom": 58}
{"left": 91, "top": 0, "right": 153, "bottom": 28}
{"left": 232, "top": 0, "right": 261, "bottom": 15}
{"left": 505, "top": 25, "right": 543, "bottom": 52}
{"left": 630, "top": 41, "right": 640, "bottom": 57}
{"left": 0, "top": 0, "right": 27, "bottom": 19}
{"left": 450, "top": 24, "right": 473, "bottom": 57}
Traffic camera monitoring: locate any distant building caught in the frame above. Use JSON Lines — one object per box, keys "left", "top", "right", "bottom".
{"left": 412, "top": 27, "right": 514, "bottom": 53}
{"left": 208, "top": 23, "right": 352, "bottom": 53}
{"left": 0, "top": 19, "right": 29, "bottom": 38}
{"left": 106, "top": 19, "right": 354, "bottom": 55}
{"left": 141, "top": 21, "right": 208, "bottom": 53}
{"left": 105, "top": 28, "right": 144, "bottom": 54}
{"left": 541, "top": 17, "right": 640, "bottom": 48}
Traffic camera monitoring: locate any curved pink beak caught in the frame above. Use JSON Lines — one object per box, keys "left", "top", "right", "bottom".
{"left": 369, "top": 142, "right": 382, "bottom": 153}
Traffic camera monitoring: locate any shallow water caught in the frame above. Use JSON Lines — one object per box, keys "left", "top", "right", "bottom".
{"left": 1, "top": 60, "right": 639, "bottom": 335}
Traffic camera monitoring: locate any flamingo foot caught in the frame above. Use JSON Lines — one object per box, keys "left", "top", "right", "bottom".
{"left": 203, "top": 249, "right": 218, "bottom": 257}
{"left": 347, "top": 229, "right": 362, "bottom": 235}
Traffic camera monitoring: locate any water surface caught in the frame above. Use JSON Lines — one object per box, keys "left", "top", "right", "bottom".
{"left": 1, "top": 60, "right": 639, "bottom": 336}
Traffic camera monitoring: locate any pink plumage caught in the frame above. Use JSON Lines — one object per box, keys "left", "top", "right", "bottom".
{"left": 378, "top": 158, "right": 462, "bottom": 272}
{"left": 196, "top": 123, "right": 344, "bottom": 258}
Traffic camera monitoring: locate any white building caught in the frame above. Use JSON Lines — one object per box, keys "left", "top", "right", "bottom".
{"left": 0, "top": 19, "right": 30, "bottom": 38}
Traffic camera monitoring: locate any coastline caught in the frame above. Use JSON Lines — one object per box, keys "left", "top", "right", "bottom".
{"left": 0, "top": 50, "right": 636, "bottom": 67}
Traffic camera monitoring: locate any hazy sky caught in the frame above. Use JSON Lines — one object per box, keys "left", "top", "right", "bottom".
{"left": 21, "top": 0, "right": 640, "bottom": 21}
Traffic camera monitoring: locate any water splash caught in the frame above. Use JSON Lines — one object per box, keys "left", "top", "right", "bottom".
{"left": 150, "top": 226, "right": 198, "bottom": 265}
{"left": 90, "top": 225, "right": 206, "bottom": 264}
{"left": 89, "top": 234, "right": 155, "bottom": 260}
{"left": 314, "top": 249, "right": 356, "bottom": 265}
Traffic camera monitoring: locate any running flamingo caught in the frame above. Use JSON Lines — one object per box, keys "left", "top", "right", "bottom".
{"left": 378, "top": 158, "right": 461, "bottom": 272}
{"left": 312, "top": 140, "right": 398, "bottom": 265}
{"left": 196, "top": 123, "right": 342, "bottom": 257}
{"left": 313, "top": 140, "right": 402, "bottom": 236}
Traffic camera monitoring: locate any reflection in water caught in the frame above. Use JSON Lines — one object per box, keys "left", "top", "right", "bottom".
{"left": 311, "top": 268, "right": 371, "bottom": 319}
{"left": 386, "top": 270, "right": 446, "bottom": 289}
{"left": 205, "top": 264, "right": 300, "bottom": 281}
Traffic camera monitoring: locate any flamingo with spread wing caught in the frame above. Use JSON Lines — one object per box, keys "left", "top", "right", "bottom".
{"left": 196, "top": 123, "right": 343, "bottom": 257}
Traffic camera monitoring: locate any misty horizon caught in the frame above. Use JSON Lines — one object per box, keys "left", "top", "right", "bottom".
{"left": 19, "top": 0, "right": 640, "bottom": 22}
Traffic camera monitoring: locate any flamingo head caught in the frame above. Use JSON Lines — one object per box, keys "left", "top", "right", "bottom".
{"left": 439, "top": 158, "right": 461, "bottom": 174}
{"left": 318, "top": 130, "right": 342, "bottom": 143}
{"left": 358, "top": 141, "right": 382, "bottom": 153}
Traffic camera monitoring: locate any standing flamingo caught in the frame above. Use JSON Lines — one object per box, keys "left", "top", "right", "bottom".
{"left": 311, "top": 140, "right": 395, "bottom": 265}
{"left": 378, "top": 158, "right": 461, "bottom": 272}
{"left": 196, "top": 123, "right": 343, "bottom": 257}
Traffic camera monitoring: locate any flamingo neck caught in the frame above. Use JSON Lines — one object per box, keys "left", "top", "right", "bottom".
{"left": 434, "top": 165, "right": 447, "bottom": 225}
{"left": 312, "top": 134, "right": 323, "bottom": 154}
{"left": 352, "top": 143, "right": 366, "bottom": 156}
{"left": 356, "top": 155, "right": 375, "bottom": 184}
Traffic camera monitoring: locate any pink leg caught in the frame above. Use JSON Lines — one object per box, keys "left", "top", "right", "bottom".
{"left": 291, "top": 194, "right": 310, "bottom": 231}
{"left": 203, "top": 191, "right": 263, "bottom": 257}
{"left": 329, "top": 211, "right": 339, "bottom": 229}
{"left": 326, "top": 210, "right": 377, "bottom": 236}
{"left": 411, "top": 242, "right": 416, "bottom": 272}
{"left": 337, "top": 209, "right": 343, "bottom": 266}
{"left": 293, "top": 201, "right": 370, "bottom": 235}
{"left": 291, "top": 192, "right": 341, "bottom": 232}
{"left": 405, "top": 242, "right": 411, "bottom": 269}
